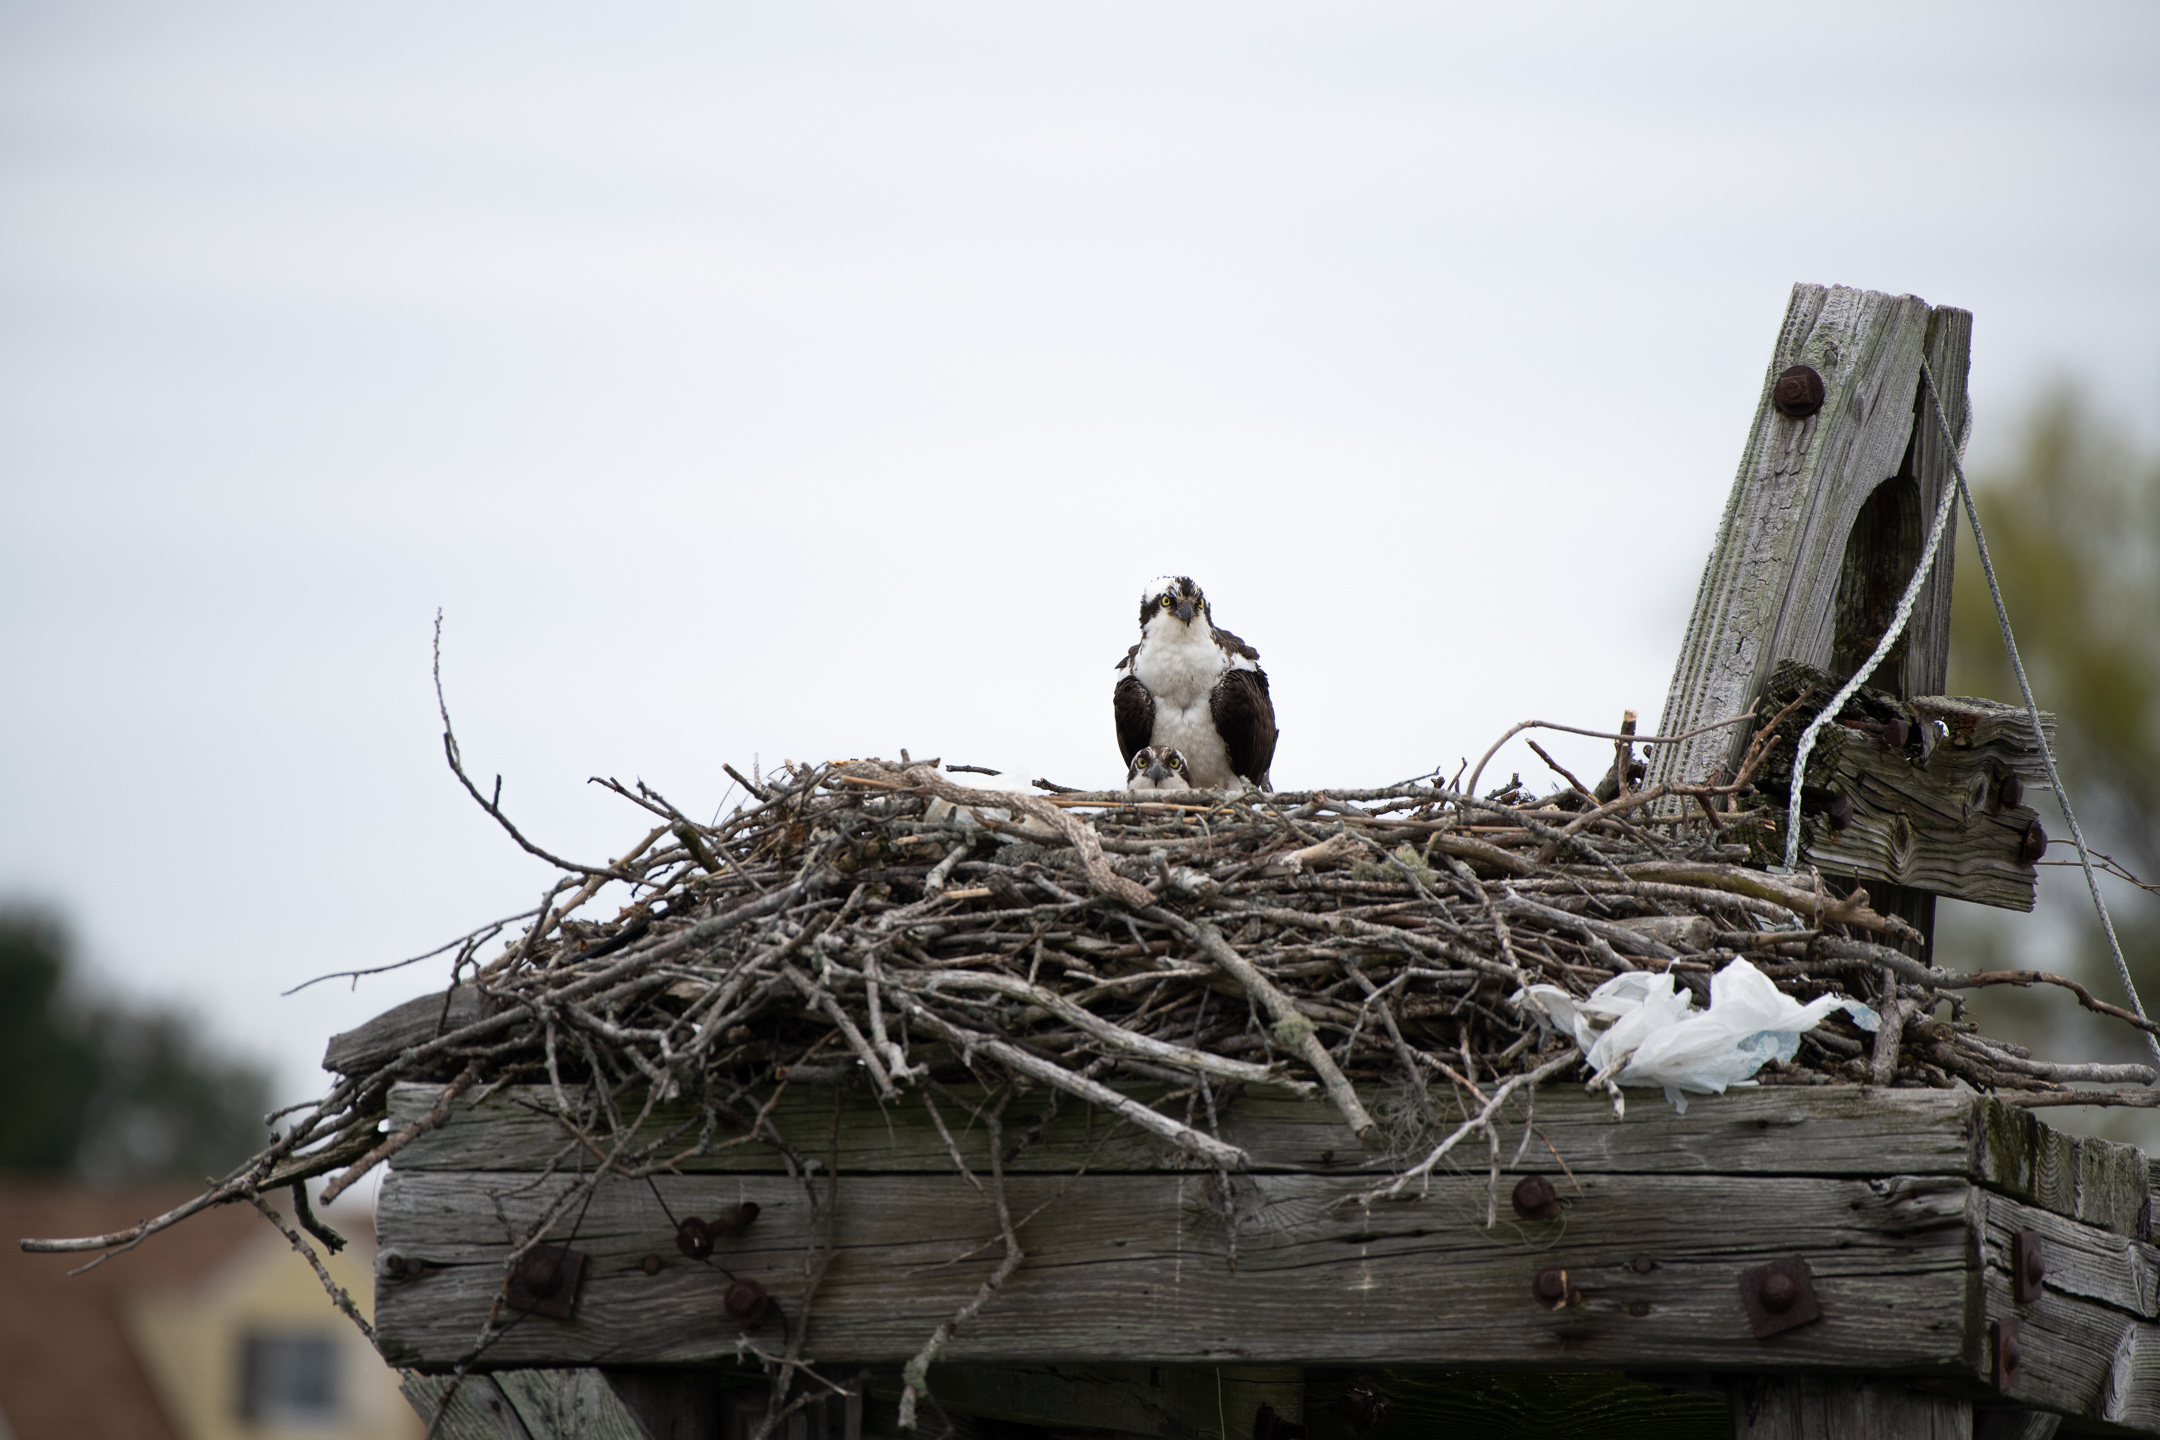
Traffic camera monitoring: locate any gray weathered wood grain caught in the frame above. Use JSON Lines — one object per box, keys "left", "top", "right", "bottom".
{"left": 377, "top": 1164, "right": 2160, "bottom": 1431}
{"left": 376, "top": 1169, "right": 1979, "bottom": 1373}
{"left": 1650, "top": 284, "right": 1970, "bottom": 792}
{"left": 1982, "top": 1193, "right": 2158, "bottom": 1321}
{"left": 383, "top": 1081, "right": 2148, "bottom": 1236}
{"left": 493, "top": 1370, "right": 657, "bottom": 1440}
{"left": 325, "top": 985, "right": 490, "bottom": 1075}
{"left": 1984, "top": 1283, "right": 2160, "bottom": 1433}
{"left": 401, "top": 1374, "right": 538, "bottom": 1439}
{"left": 387, "top": 1081, "right": 1979, "bottom": 1178}
{"left": 1727, "top": 1376, "right": 1970, "bottom": 1439}
{"left": 1796, "top": 695, "right": 2052, "bottom": 910}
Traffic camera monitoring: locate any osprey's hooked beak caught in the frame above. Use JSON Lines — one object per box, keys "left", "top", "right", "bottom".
{"left": 1174, "top": 600, "right": 1196, "bottom": 624}
{"left": 1146, "top": 759, "right": 1171, "bottom": 785}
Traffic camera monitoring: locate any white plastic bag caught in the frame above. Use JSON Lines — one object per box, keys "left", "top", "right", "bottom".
{"left": 1514, "top": 959, "right": 1878, "bottom": 1114}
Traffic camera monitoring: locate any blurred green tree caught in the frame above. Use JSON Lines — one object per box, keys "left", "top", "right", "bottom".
{"left": 0, "top": 907, "right": 272, "bottom": 1181}
{"left": 1943, "top": 386, "right": 2160, "bottom": 1136}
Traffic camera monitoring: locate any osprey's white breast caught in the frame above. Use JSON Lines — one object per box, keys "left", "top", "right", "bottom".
{"left": 1126, "top": 616, "right": 1254, "bottom": 789}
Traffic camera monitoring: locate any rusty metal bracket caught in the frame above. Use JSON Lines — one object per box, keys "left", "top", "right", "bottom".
{"left": 2011, "top": 1228, "right": 2046, "bottom": 1304}
{"left": 505, "top": 1245, "right": 585, "bottom": 1319}
{"left": 1738, "top": 1255, "right": 1822, "bottom": 1338}
{"left": 1992, "top": 1315, "right": 2021, "bottom": 1391}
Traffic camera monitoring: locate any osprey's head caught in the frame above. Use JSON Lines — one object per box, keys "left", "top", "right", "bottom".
{"left": 1125, "top": 745, "right": 1193, "bottom": 792}
{"left": 1139, "top": 576, "right": 1208, "bottom": 630}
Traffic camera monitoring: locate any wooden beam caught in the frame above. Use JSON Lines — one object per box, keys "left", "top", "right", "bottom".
{"left": 379, "top": 1081, "right": 2152, "bottom": 1238}
{"left": 373, "top": 1080, "right": 2160, "bottom": 1432}
{"left": 1747, "top": 661, "right": 2055, "bottom": 911}
{"left": 378, "top": 1165, "right": 1994, "bottom": 1367}
{"left": 325, "top": 985, "right": 490, "bottom": 1075}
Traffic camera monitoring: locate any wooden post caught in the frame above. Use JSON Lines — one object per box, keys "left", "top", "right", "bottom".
{"left": 1648, "top": 283, "right": 1974, "bottom": 953}
{"left": 1651, "top": 283, "right": 1971, "bottom": 782}
{"left": 1727, "top": 1376, "right": 1971, "bottom": 1438}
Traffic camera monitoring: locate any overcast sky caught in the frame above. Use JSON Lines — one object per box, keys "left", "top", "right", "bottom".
{"left": 3, "top": 1, "right": 2157, "bottom": 1111}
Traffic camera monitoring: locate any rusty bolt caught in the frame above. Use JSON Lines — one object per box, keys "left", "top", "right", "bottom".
{"left": 724, "top": 1277, "right": 773, "bottom": 1325}
{"left": 1773, "top": 364, "right": 1826, "bottom": 419}
{"left": 504, "top": 1246, "right": 584, "bottom": 1319}
{"left": 709, "top": 1201, "right": 761, "bottom": 1235}
{"left": 2018, "top": 819, "right": 2048, "bottom": 865}
{"left": 640, "top": 1254, "right": 663, "bottom": 1276}
{"left": 1627, "top": 1300, "right": 1651, "bottom": 1317}
{"left": 676, "top": 1216, "right": 713, "bottom": 1260}
{"left": 1631, "top": 1255, "right": 1657, "bottom": 1274}
{"left": 1739, "top": 1256, "right": 1821, "bottom": 1337}
{"left": 1882, "top": 718, "right": 1910, "bottom": 750}
{"left": 1993, "top": 1316, "right": 2021, "bottom": 1389}
{"left": 1532, "top": 1267, "right": 1573, "bottom": 1309}
{"left": 519, "top": 1249, "right": 564, "bottom": 1298}
{"left": 1511, "top": 1175, "right": 1562, "bottom": 1221}
{"left": 1999, "top": 772, "right": 2024, "bottom": 809}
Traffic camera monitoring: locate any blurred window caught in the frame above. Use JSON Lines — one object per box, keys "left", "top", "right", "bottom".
{"left": 238, "top": 1331, "right": 340, "bottom": 1424}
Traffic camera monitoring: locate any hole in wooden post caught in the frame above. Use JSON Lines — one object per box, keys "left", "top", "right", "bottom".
{"left": 1829, "top": 460, "right": 1924, "bottom": 693}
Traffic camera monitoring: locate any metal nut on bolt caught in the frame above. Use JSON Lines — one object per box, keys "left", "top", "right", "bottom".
{"left": 1772, "top": 364, "right": 1826, "bottom": 419}
{"left": 380, "top": 1252, "right": 428, "bottom": 1280}
{"left": 1759, "top": 1269, "right": 1799, "bottom": 1314}
{"left": 1993, "top": 1316, "right": 2021, "bottom": 1390}
{"left": 2019, "top": 819, "right": 2049, "bottom": 865}
{"left": 1532, "top": 1267, "right": 1577, "bottom": 1309}
{"left": 504, "top": 1245, "right": 585, "bottom": 1319}
{"left": 724, "top": 1277, "right": 774, "bottom": 1326}
{"left": 1738, "top": 1256, "right": 1821, "bottom": 1338}
{"left": 676, "top": 1217, "right": 713, "bottom": 1260}
{"left": 1511, "top": 1175, "right": 1562, "bottom": 1221}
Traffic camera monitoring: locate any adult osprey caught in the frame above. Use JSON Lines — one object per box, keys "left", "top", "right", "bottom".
{"left": 1124, "top": 745, "right": 1194, "bottom": 793}
{"left": 1113, "top": 576, "right": 1277, "bottom": 790}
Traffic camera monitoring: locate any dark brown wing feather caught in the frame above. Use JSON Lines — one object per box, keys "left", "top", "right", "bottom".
{"left": 1113, "top": 675, "right": 1156, "bottom": 769}
{"left": 1209, "top": 625, "right": 1262, "bottom": 663}
{"left": 1210, "top": 667, "right": 1277, "bottom": 789}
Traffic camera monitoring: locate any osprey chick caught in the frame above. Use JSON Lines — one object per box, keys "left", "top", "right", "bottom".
{"left": 1125, "top": 745, "right": 1194, "bottom": 793}
{"left": 1113, "top": 576, "right": 1277, "bottom": 790}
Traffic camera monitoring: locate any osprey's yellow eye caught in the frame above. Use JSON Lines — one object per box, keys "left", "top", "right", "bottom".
{"left": 1159, "top": 595, "right": 1173, "bottom": 608}
{"left": 1167, "top": 755, "right": 1182, "bottom": 769}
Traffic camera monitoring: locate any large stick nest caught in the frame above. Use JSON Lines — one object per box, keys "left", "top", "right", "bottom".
{"left": 345, "top": 751, "right": 2156, "bottom": 1141}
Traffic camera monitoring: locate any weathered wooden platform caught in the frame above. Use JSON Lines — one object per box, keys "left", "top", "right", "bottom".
{"left": 376, "top": 1080, "right": 2158, "bottom": 1437}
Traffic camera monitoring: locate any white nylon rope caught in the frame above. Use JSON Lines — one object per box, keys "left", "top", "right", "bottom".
{"left": 1774, "top": 356, "right": 2157, "bottom": 1070}
{"left": 1779, "top": 423, "right": 1962, "bottom": 872}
